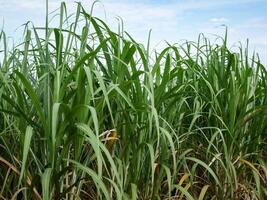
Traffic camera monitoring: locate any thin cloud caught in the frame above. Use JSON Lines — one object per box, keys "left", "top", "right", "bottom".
{"left": 210, "top": 18, "right": 228, "bottom": 23}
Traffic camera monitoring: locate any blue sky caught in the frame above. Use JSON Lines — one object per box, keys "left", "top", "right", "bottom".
{"left": 1, "top": 0, "right": 267, "bottom": 64}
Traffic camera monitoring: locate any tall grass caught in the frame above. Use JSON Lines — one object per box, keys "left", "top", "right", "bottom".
{"left": 0, "top": 2, "right": 266, "bottom": 199}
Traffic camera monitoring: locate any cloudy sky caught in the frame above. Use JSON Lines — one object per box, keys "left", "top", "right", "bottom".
{"left": 1, "top": 0, "right": 267, "bottom": 64}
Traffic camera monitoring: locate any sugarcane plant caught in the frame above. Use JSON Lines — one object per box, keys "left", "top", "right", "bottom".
{"left": 0, "top": 1, "right": 266, "bottom": 200}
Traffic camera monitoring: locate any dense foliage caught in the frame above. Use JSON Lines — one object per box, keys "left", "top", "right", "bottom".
{"left": 0, "top": 2, "right": 266, "bottom": 200}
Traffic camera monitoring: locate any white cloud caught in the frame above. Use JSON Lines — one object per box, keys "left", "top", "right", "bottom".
{"left": 210, "top": 17, "right": 228, "bottom": 23}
